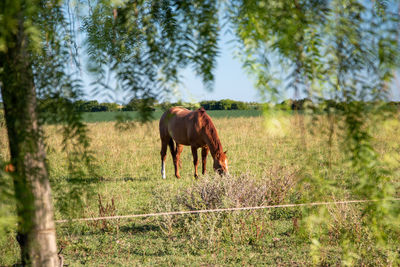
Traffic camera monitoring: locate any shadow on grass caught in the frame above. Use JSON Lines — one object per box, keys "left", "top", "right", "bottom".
{"left": 120, "top": 223, "right": 160, "bottom": 234}
{"left": 61, "top": 176, "right": 151, "bottom": 184}
{"left": 129, "top": 248, "right": 171, "bottom": 257}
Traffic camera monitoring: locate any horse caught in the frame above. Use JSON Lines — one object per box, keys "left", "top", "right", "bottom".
{"left": 159, "top": 107, "right": 228, "bottom": 179}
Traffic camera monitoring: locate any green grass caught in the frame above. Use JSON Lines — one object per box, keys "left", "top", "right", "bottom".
{"left": 82, "top": 109, "right": 263, "bottom": 123}
{"left": 1, "top": 113, "right": 400, "bottom": 266}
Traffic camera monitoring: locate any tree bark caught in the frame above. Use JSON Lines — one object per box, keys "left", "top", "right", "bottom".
{"left": 0, "top": 11, "right": 59, "bottom": 267}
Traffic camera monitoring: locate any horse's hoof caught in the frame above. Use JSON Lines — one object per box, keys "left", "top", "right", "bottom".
{"left": 194, "top": 174, "right": 199, "bottom": 179}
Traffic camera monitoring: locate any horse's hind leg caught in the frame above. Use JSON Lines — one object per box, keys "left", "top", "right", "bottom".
{"left": 191, "top": 146, "right": 199, "bottom": 178}
{"left": 160, "top": 139, "right": 168, "bottom": 179}
{"left": 174, "top": 144, "right": 184, "bottom": 179}
{"left": 167, "top": 139, "right": 179, "bottom": 178}
{"left": 201, "top": 146, "right": 209, "bottom": 175}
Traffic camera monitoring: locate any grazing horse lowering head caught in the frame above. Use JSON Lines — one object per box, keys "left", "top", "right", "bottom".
{"left": 213, "top": 151, "right": 229, "bottom": 176}
{"left": 159, "top": 107, "right": 229, "bottom": 179}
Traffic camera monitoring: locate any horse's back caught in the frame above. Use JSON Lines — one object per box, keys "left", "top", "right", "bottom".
{"left": 159, "top": 107, "right": 201, "bottom": 145}
{"left": 159, "top": 107, "right": 191, "bottom": 129}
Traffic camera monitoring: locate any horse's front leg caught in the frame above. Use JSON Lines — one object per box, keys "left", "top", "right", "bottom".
{"left": 201, "top": 146, "right": 209, "bottom": 175}
{"left": 174, "top": 144, "right": 184, "bottom": 178}
{"left": 191, "top": 146, "right": 199, "bottom": 178}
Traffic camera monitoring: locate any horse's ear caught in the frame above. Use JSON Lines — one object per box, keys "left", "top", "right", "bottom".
{"left": 199, "top": 107, "right": 206, "bottom": 113}
{"left": 224, "top": 150, "right": 228, "bottom": 155}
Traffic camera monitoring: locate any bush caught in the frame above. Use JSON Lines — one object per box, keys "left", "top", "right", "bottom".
{"left": 176, "top": 170, "right": 299, "bottom": 210}
{"left": 153, "top": 168, "right": 300, "bottom": 249}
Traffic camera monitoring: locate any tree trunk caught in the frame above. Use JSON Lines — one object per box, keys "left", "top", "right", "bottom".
{"left": 0, "top": 11, "right": 59, "bottom": 267}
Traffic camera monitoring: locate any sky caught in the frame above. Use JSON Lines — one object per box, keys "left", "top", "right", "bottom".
{"left": 176, "top": 40, "right": 260, "bottom": 103}
{"left": 81, "top": 33, "right": 262, "bottom": 104}
{"left": 80, "top": 21, "right": 400, "bottom": 105}
{"left": 81, "top": 36, "right": 400, "bottom": 105}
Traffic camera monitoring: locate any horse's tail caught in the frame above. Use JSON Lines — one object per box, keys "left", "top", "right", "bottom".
{"left": 168, "top": 138, "right": 175, "bottom": 156}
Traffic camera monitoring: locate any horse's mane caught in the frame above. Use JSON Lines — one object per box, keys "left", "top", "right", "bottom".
{"left": 198, "top": 108, "right": 224, "bottom": 158}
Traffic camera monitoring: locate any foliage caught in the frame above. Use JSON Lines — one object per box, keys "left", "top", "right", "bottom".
{"left": 200, "top": 99, "right": 255, "bottom": 110}
{"left": 0, "top": 109, "right": 4, "bottom": 128}
{"left": 1, "top": 1, "right": 222, "bottom": 249}
{"left": 1, "top": 0, "right": 400, "bottom": 264}
{"left": 156, "top": 99, "right": 261, "bottom": 111}
{"left": 101, "top": 102, "right": 120, "bottom": 112}
{"left": 82, "top": 0, "right": 220, "bottom": 121}
{"left": 229, "top": 0, "right": 400, "bottom": 264}
{"left": 0, "top": 4, "right": 97, "bottom": 260}
{"left": 38, "top": 97, "right": 400, "bottom": 115}
{"left": 74, "top": 100, "right": 104, "bottom": 112}
{"left": 123, "top": 97, "right": 157, "bottom": 112}
{"left": 73, "top": 100, "right": 120, "bottom": 112}
{"left": 40, "top": 98, "right": 121, "bottom": 113}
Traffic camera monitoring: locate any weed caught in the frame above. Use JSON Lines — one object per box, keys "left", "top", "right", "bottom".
{"left": 86, "top": 194, "right": 119, "bottom": 232}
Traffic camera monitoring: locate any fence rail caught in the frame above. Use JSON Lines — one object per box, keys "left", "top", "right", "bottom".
{"left": 55, "top": 198, "right": 400, "bottom": 224}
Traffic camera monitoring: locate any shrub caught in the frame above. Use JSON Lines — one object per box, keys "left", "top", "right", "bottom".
{"left": 154, "top": 167, "right": 300, "bottom": 249}
{"left": 176, "top": 170, "right": 299, "bottom": 210}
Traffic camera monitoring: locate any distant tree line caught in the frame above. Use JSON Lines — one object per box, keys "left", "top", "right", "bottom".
{"left": 37, "top": 98, "right": 122, "bottom": 112}
{"left": 73, "top": 100, "right": 121, "bottom": 112}
{"left": 199, "top": 100, "right": 261, "bottom": 110}
{"left": 5, "top": 98, "right": 400, "bottom": 114}
{"left": 158, "top": 99, "right": 262, "bottom": 111}
{"left": 274, "top": 98, "right": 400, "bottom": 112}
{"left": 33, "top": 98, "right": 264, "bottom": 112}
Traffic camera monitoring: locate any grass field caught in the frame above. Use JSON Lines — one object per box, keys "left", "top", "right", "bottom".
{"left": 1, "top": 111, "right": 400, "bottom": 265}
{"left": 81, "top": 109, "right": 263, "bottom": 123}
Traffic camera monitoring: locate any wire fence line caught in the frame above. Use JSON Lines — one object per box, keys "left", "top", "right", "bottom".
{"left": 55, "top": 198, "right": 400, "bottom": 224}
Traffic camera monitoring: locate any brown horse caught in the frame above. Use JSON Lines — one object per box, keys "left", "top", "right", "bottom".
{"left": 159, "top": 107, "right": 228, "bottom": 179}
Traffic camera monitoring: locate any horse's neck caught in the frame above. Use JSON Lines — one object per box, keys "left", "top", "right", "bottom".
{"left": 204, "top": 126, "right": 223, "bottom": 160}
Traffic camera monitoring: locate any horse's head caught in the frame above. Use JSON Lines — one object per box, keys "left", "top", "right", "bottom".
{"left": 214, "top": 151, "right": 229, "bottom": 176}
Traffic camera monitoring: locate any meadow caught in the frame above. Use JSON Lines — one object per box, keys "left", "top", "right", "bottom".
{"left": 81, "top": 109, "right": 263, "bottom": 123}
{"left": 1, "top": 110, "right": 400, "bottom": 265}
